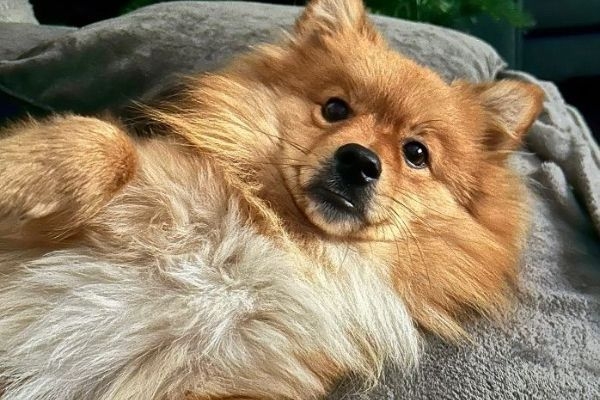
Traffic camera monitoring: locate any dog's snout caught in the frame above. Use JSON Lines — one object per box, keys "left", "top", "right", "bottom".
{"left": 308, "top": 143, "right": 380, "bottom": 219}
{"left": 334, "top": 143, "right": 381, "bottom": 186}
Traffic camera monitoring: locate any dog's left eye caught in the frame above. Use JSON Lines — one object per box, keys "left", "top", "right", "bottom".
{"left": 403, "top": 141, "right": 429, "bottom": 168}
{"left": 322, "top": 98, "right": 351, "bottom": 122}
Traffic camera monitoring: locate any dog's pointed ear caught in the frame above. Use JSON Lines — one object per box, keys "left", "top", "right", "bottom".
{"left": 456, "top": 80, "right": 544, "bottom": 152}
{"left": 295, "top": 0, "right": 381, "bottom": 42}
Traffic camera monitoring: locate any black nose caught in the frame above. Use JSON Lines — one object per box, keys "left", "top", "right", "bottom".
{"left": 334, "top": 143, "right": 382, "bottom": 186}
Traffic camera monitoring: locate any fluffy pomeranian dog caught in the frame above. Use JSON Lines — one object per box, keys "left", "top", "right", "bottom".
{"left": 0, "top": 0, "right": 543, "bottom": 398}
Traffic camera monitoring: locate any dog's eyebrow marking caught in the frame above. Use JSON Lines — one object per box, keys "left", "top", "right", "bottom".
{"left": 407, "top": 119, "right": 446, "bottom": 137}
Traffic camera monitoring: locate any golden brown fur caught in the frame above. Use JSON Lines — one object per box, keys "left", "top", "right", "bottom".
{"left": 0, "top": 115, "right": 137, "bottom": 244}
{"left": 0, "top": 0, "right": 543, "bottom": 398}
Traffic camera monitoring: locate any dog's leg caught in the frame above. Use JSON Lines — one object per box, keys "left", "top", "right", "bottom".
{"left": 0, "top": 115, "right": 137, "bottom": 243}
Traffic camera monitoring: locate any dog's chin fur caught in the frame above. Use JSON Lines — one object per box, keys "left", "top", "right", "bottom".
{"left": 0, "top": 0, "right": 544, "bottom": 399}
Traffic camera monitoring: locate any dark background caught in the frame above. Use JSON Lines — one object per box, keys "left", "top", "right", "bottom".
{"left": 25, "top": 0, "right": 600, "bottom": 141}
{"left": 29, "top": 0, "right": 305, "bottom": 27}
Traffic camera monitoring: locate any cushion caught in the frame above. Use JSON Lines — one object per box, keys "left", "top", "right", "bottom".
{"left": 0, "top": 23, "right": 73, "bottom": 62}
{"left": 0, "top": 2, "right": 598, "bottom": 399}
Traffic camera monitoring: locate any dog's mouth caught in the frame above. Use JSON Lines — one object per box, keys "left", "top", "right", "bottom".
{"left": 305, "top": 180, "right": 370, "bottom": 225}
{"left": 309, "top": 185, "right": 356, "bottom": 213}
{"left": 281, "top": 157, "right": 378, "bottom": 234}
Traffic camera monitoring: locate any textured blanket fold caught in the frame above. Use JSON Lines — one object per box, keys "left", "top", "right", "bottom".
{"left": 0, "top": 2, "right": 598, "bottom": 398}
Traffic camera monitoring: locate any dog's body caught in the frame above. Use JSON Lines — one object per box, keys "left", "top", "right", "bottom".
{"left": 0, "top": 128, "right": 417, "bottom": 399}
{"left": 0, "top": 0, "right": 543, "bottom": 399}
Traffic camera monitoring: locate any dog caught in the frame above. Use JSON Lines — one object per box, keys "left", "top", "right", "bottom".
{"left": 0, "top": 0, "right": 543, "bottom": 398}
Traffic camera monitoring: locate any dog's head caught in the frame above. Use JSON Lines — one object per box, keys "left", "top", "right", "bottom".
{"left": 171, "top": 0, "right": 543, "bottom": 338}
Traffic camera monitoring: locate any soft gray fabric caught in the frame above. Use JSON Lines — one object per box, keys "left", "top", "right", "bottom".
{"left": 0, "top": 2, "right": 598, "bottom": 399}
{"left": 0, "top": 0, "right": 37, "bottom": 23}
{"left": 0, "top": 23, "right": 74, "bottom": 61}
{"left": 503, "top": 70, "right": 600, "bottom": 234}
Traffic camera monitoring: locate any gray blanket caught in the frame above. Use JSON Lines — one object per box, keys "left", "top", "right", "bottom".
{"left": 0, "top": 2, "right": 598, "bottom": 399}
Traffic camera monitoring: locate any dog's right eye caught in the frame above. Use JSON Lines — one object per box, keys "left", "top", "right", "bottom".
{"left": 322, "top": 98, "right": 351, "bottom": 122}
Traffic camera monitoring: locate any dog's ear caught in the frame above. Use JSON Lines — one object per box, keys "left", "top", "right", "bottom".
{"left": 295, "top": 0, "right": 381, "bottom": 42}
{"left": 455, "top": 80, "right": 544, "bottom": 152}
